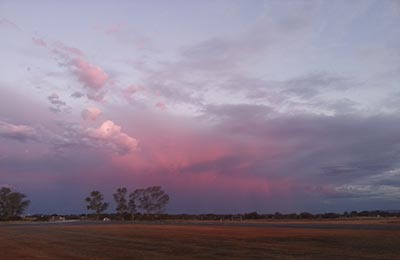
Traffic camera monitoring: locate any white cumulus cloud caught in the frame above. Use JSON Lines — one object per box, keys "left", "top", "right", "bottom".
{"left": 85, "top": 120, "right": 138, "bottom": 154}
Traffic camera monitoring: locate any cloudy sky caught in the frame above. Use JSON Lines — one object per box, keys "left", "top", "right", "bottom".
{"left": 1, "top": 0, "right": 400, "bottom": 214}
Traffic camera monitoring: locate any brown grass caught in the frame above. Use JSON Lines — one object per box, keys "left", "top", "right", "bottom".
{"left": 0, "top": 223, "right": 399, "bottom": 259}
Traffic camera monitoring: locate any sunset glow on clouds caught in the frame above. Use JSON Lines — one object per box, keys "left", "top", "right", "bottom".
{"left": 1, "top": 0, "right": 400, "bottom": 214}
{"left": 81, "top": 107, "right": 102, "bottom": 121}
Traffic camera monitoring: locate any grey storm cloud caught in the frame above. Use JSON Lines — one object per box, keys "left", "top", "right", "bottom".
{"left": 200, "top": 104, "right": 400, "bottom": 202}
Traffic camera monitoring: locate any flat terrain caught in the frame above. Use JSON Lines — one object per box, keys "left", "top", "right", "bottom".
{"left": 1, "top": 220, "right": 400, "bottom": 259}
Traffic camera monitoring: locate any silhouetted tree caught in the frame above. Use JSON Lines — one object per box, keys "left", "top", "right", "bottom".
{"left": 0, "top": 187, "right": 30, "bottom": 220}
{"left": 299, "top": 212, "right": 313, "bottom": 219}
{"left": 143, "top": 186, "right": 169, "bottom": 214}
{"left": 128, "top": 189, "right": 141, "bottom": 220}
{"left": 244, "top": 212, "right": 260, "bottom": 219}
{"left": 113, "top": 187, "right": 128, "bottom": 218}
{"left": 85, "top": 191, "right": 108, "bottom": 220}
{"left": 130, "top": 186, "right": 169, "bottom": 215}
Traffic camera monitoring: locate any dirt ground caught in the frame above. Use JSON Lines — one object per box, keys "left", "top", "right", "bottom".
{"left": 0, "top": 221, "right": 399, "bottom": 259}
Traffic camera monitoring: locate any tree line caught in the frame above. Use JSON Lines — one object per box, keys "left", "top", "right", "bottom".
{"left": 85, "top": 186, "right": 170, "bottom": 220}
{"left": 2, "top": 185, "right": 400, "bottom": 222}
{"left": 0, "top": 185, "right": 170, "bottom": 221}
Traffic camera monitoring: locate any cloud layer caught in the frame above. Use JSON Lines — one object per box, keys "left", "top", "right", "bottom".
{"left": 1, "top": 0, "right": 400, "bottom": 214}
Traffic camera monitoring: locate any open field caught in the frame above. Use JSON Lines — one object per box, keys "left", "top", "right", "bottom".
{"left": 1, "top": 220, "right": 400, "bottom": 259}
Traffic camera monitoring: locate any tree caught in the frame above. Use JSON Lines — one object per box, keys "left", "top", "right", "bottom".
{"left": 244, "top": 212, "right": 260, "bottom": 220}
{"left": 85, "top": 191, "right": 108, "bottom": 220}
{"left": 131, "top": 186, "right": 170, "bottom": 215}
{"left": 0, "top": 187, "right": 30, "bottom": 220}
{"left": 128, "top": 189, "right": 141, "bottom": 220}
{"left": 299, "top": 212, "right": 313, "bottom": 219}
{"left": 113, "top": 187, "right": 128, "bottom": 217}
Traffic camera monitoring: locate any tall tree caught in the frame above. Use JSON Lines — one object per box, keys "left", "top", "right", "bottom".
{"left": 133, "top": 186, "right": 170, "bottom": 214}
{"left": 113, "top": 187, "right": 128, "bottom": 217}
{"left": 0, "top": 187, "right": 30, "bottom": 220}
{"left": 128, "top": 188, "right": 143, "bottom": 220}
{"left": 85, "top": 191, "right": 108, "bottom": 220}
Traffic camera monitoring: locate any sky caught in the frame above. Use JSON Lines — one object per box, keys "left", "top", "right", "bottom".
{"left": 0, "top": 0, "right": 400, "bottom": 215}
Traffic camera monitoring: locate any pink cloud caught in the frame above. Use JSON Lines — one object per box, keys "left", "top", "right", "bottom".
{"left": 87, "top": 120, "right": 138, "bottom": 154}
{"left": 0, "top": 121, "right": 38, "bottom": 142}
{"left": 40, "top": 40, "right": 108, "bottom": 101}
{"left": 110, "top": 118, "right": 275, "bottom": 175}
{"left": 169, "top": 171, "right": 271, "bottom": 196}
{"left": 105, "top": 23, "right": 123, "bottom": 35}
{"left": 32, "top": 37, "right": 47, "bottom": 47}
{"left": 70, "top": 58, "right": 108, "bottom": 90}
{"left": 0, "top": 18, "right": 19, "bottom": 31}
{"left": 62, "top": 46, "right": 83, "bottom": 56}
{"left": 54, "top": 42, "right": 84, "bottom": 56}
{"left": 81, "top": 107, "right": 102, "bottom": 121}
{"left": 155, "top": 101, "right": 167, "bottom": 110}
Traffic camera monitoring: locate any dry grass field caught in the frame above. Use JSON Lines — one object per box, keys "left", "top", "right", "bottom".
{"left": 1, "top": 221, "right": 400, "bottom": 259}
